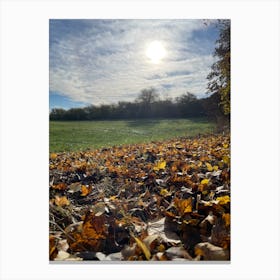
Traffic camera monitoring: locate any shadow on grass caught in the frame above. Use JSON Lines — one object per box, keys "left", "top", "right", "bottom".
{"left": 126, "top": 119, "right": 161, "bottom": 127}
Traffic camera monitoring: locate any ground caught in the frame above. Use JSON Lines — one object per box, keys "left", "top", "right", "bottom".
{"left": 49, "top": 131, "right": 230, "bottom": 261}
{"left": 49, "top": 119, "right": 216, "bottom": 152}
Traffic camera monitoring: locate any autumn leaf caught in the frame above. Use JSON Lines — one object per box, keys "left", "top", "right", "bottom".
{"left": 66, "top": 212, "right": 107, "bottom": 252}
{"left": 223, "top": 213, "right": 230, "bottom": 227}
{"left": 134, "top": 236, "right": 151, "bottom": 260}
{"left": 160, "top": 188, "right": 171, "bottom": 197}
{"left": 174, "top": 197, "right": 192, "bottom": 215}
{"left": 153, "top": 159, "right": 166, "bottom": 171}
{"left": 49, "top": 235, "right": 58, "bottom": 260}
{"left": 195, "top": 242, "right": 229, "bottom": 260}
{"left": 216, "top": 195, "right": 230, "bottom": 205}
{"left": 51, "top": 182, "right": 67, "bottom": 191}
{"left": 201, "top": 178, "right": 210, "bottom": 185}
{"left": 54, "top": 196, "right": 70, "bottom": 207}
{"left": 80, "top": 185, "right": 92, "bottom": 197}
{"left": 222, "top": 155, "right": 230, "bottom": 165}
{"left": 213, "top": 165, "right": 219, "bottom": 171}
{"left": 50, "top": 153, "right": 58, "bottom": 160}
{"left": 206, "top": 162, "right": 213, "bottom": 171}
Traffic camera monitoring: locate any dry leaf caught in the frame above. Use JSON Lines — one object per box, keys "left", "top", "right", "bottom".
{"left": 216, "top": 195, "right": 230, "bottom": 205}
{"left": 50, "top": 153, "right": 58, "bottom": 160}
{"left": 222, "top": 213, "right": 230, "bottom": 227}
{"left": 147, "top": 218, "right": 181, "bottom": 244}
{"left": 134, "top": 236, "right": 151, "bottom": 260}
{"left": 49, "top": 235, "right": 58, "bottom": 260}
{"left": 51, "top": 183, "right": 67, "bottom": 191}
{"left": 174, "top": 197, "right": 192, "bottom": 215}
{"left": 195, "top": 242, "right": 229, "bottom": 260}
{"left": 201, "top": 178, "right": 210, "bottom": 185}
{"left": 153, "top": 160, "right": 166, "bottom": 171}
{"left": 206, "top": 162, "right": 213, "bottom": 172}
{"left": 66, "top": 212, "right": 107, "bottom": 252}
{"left": 80, "top": 185, "right": 92, "bottom": 197}
{"left": 54, "top": 196, "right": 70, "bottom": 207}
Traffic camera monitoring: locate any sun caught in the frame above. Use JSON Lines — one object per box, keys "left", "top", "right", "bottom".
{"left": 145, "top": 41, "right": 166, "bottom": 64}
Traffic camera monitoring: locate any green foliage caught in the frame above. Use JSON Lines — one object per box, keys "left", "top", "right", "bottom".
{"left": 49, "top": 119, "right": 216, "bottom": 152}
{"left": 207, "top": 20, "right": 230, "bottom": 115}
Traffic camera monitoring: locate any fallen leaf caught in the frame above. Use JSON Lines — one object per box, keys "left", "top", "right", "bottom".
{"left": 51, "top": 182, "right": 67, "bottom": 191}
{"left": 201, "top": 178, "right": 210, "bottom": 185}
{"left": 160, "top": 188, "right": 171, "bottom": 197}
{"left": 49, "top": 235, "right": 58, "bottom": 260}
{"left": 50, "top": 153, "right": 58, "bottom": 160}
{"left": 222, "top": 155, "right": 230, "bottom": 165}
{"left": 195, "top": 242, "right": 229, "bottom": 260}
{"left": 174, "top": 197, "right": 192, "bottom": 215}
{"left": 68, "top": 182, "right": 82, "bottom": 193}
{"left": 134, "top": 236, "right": 151, "bottom": 260}
{"left": 66, "top": 212, "right": 107, "bottom": 252}
{"left": 222, "top": 213, "right": 230, "bottom": 227}
{"left": 165, "top": 246, "right": 192, "bottom": 260}
{"left": 206, "top": 162, "right": 213, "bottom": 172}
{"left": 54, "top": 196, "right": 70, "bottom": 207}
{"left": 80, "top": 185, "right": 92, "bottom": 197}
{"left": 153, "top": 160, "right": 166, "bottom": 171}
{"left": 216, "top": 195, "right": 230, "bottom": 205}
{"left": 147, "top": 217, "right": 181, "bottom": 244}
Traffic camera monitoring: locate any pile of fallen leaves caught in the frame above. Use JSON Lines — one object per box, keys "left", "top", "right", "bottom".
{"left": 49, "top": 133, "right": 230, "bottom": 261}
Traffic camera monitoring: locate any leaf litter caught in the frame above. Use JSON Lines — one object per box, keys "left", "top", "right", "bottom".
{"left": 49, "top": 133, "right": 230, "bottom": 261}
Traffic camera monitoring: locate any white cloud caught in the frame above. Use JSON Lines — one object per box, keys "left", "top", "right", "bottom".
{"left": 50, "top": 19, "right": 217, "bottom": 105}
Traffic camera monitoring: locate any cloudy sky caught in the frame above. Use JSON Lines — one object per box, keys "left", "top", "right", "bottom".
{"left": 49, "top": 19, "right": 219, "bottom": 109}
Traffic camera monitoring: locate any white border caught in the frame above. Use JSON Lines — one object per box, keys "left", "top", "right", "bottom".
{"left": 1, "top": 0, "right": 279, "bottom": 279}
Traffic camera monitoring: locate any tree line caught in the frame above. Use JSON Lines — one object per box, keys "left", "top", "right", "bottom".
{"left": 49, "top": 89, "right": 224, "bottom": 122}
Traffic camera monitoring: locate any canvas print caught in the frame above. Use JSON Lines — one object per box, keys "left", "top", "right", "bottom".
{"left": 49, "top": 19, "right": 230, "bottom": 261}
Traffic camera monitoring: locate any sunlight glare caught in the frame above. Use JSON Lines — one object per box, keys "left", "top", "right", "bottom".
{"left": 145, "top": 41, "right": 166, "bottom": 64}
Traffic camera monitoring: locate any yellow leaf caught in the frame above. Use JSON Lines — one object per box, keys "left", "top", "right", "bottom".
{"left": 223, "top": 213, "right": 230, "bottom": 227}
{"left": 222, "top": 155, "right": 230, "bottom": 165}
{"left": 223, "top": 143, "right": 229, "bottom": 149}
{"left": 174, "top": 197, "right": 192, "bottom": 215}
{"left": 160, "top": 188, "right": 170, "bottom": 197}
{"left": 201, "top": 178, "right": 210, "bottom": 185}
{"left": 213, "top": 165, "right": 219, "bottom": 171}
{"left": 197, "top": 161, "right": 202, "bottom": 167}
{"left": 50, "top": 153, "right": 58, "bottom": 160}
{"left": 206, "top": 162, "right": 213, "bottom": 171}
{"left": 216, "top": 195, "right": 230, "bottom": 205}
{"left": 80, "top": 185, "right": 91, "bottom": 197}
{"left": 134, "top": 237, "right": 151, "bottom": 260}
{"left": 54, "top": 196, "right": 70, "bottom": 207}
{"left": 153, "top": 160, "right": 166, "bottom": 171}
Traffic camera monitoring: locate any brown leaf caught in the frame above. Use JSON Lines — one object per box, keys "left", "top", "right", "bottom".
{"left": 174, "top": 197, "right": 192, "bottom": 215}
{"left": 66, "top": 211, "right": 107, "bottom": 252}
{"left": 80, "top": 185, "right": 92, "bottom": 197}
{"left": 52, "top": 183, "right": 67, "bottom": 191}
{"left": 49, "top": 235, "right": 58, "bottom": 260}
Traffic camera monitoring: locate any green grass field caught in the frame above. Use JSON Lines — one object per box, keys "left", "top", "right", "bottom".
{"left": 49, "top": 118, "right": 216, "bottom": 152}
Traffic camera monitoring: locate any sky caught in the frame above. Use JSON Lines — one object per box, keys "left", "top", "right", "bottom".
{"left": 49, "top": 19, "right": 219, "bottom": 110}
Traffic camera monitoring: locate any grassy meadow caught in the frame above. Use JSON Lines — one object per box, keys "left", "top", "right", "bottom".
{"left": 49, "top": 118, "right": 216, "bottom": 153}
